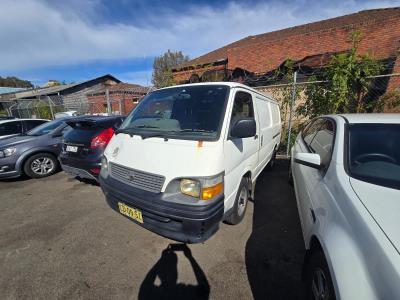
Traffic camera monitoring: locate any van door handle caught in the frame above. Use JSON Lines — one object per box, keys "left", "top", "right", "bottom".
{"left": 310, "top": 208, "right": 316, "bottom": 223}
{"left": 254, "top": 134, "right": 258, "bottom": 140}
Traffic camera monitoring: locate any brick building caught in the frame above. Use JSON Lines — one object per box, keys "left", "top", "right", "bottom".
{"left": 86, "top": 83, "right": 149, "bottom": 115}
{"left": 172, "top": 8, "right": 400, "bottom": 89}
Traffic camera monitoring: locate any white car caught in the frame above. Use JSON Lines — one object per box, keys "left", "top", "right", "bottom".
{"left": 0, "top": 118, "right": 49, "bottom": 139}
{"left": 290, "top": 114, "right": 400, "bottom": 300}
{"left": 99, "top": 82, "right": 281, "bottom": 243}
{"left": 54, "top": 111, "right": 78, "bottom": 119}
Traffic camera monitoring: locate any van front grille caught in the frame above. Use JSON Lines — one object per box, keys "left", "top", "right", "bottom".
{"left": 109, "top": 163, "right": 165, "bottom": 193}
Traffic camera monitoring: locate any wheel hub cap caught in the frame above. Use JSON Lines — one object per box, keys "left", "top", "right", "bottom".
{"left": 237, "top": 186, "right": 248, "bottom": 216}
{"left": 31, "top": 158, "right": 54, "bottom": 175}
{"left": 312, "top": 268, "right": 329, "bottom": 300}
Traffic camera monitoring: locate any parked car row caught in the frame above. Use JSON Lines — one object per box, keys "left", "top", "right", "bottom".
{"left": 0, "top": 115, "right": 124, "bottom": 180}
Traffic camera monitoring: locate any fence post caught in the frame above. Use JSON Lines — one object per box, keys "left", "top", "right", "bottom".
{"left": 47, "top": 96, "right": 54, "bottom": 119}
{"left": 286, "top": 71, "right": 297, "bottom": 157}
{"left": 106, "top": 88, "right": 111, "bottom": 115}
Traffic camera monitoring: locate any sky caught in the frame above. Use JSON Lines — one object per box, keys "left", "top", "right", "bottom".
{"left": 1, "top": 0, "right": 400, "bottom": 87}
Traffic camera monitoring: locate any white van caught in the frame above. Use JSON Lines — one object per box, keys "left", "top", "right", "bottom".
{"left": 99, "top": 82, "right": 281, "bottom": 243}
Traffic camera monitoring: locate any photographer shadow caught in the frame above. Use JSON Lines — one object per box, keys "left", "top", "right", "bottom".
{"left": 138, "top": 243, "right": 210, "bottom": 300}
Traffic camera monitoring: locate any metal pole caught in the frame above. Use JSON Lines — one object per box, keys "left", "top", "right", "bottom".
{"left": 47, "top": 96, "right": 54, "bottom": 119}
{"left": 106, "top": 88, "right": 111, "bottom": 115}
{"left": 286, "top": 71, "right": 297, "bottom": 157}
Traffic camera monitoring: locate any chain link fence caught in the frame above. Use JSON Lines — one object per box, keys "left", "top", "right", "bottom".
{"left": 7, "top": 93, "right": 123, "bottom": 119}
{"left": 255, "top": 73, "right": 400, "bottom": 155}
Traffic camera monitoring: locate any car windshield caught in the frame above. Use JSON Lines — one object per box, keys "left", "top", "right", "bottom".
{"left": 119, "top": 85, "right": 229, "bottom": 140}
{"left": 26, "top": 119, "right": 65, "bottom": 136}
{"left": 347, "top": 123, "right": 400, "bottom": 190}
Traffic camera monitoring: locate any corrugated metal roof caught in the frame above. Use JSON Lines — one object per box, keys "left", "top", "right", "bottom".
{"left": 6, "top": 74, "right": 121, "bottom": 100}
{"left": 0, "top": 87, "right": 26, "bottom": 95}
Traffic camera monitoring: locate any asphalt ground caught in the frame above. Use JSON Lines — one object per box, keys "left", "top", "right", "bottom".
{"left": 0, "top": 158, "right": 305, "bottom": 299}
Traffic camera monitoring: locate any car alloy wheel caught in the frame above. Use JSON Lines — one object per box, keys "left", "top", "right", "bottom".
{"left": 311, "top": 268, "right": 330, "bottom": 300}
{"left": 31, "top": 157, "right": 55, "bottom": 176}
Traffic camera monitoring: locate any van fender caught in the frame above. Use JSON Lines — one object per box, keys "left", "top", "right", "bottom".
{"left": 223, "top": 165, "right": 253, "bottom": 217}
{"left": 307, "top": 227, "right": 377, "bottom": 300}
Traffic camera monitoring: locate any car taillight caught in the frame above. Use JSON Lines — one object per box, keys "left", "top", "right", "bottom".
{"left": 90, "top": 128, "right": 114, "bottom": 149}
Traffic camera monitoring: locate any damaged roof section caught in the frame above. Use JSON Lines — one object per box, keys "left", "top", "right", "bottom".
{"left": 172, "top": 8, "right": 400, "bottom": 86}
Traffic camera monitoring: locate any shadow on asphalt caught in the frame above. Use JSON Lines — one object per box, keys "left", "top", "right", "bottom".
{"left": 138, "top": 243, "right": 210, "bottom": 300}
{"left": 245, "top": 158, "right": 305, "bottom": 300}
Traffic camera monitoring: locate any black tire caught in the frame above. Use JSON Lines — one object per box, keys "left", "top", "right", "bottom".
{"left": 225, "top": 177, "right": 250, "bottom": 225}
{"left": 304, "top": 251, "right": 336, "bottom": 300}
{"left": 267, "top": 147, "right": 277, "bottom": 170}
{"left": 288, "top": 161, "right": 294, "bottom": 186}
{"left": 23, "top": 153, "right": 58, "bottom": 179}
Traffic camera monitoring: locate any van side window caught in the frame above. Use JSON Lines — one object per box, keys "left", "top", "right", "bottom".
{"left": 230, "top": 92, "right": 254, "bottom": 126}
{"left": 309, "top": 119, "right": 335, "bottom": 167}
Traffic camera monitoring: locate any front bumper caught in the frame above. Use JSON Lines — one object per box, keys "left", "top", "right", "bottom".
{"left": 0, "top": 159, "right": 20, "bottom": 179}
{"left": 99, "top": 174, "right": 224, "bottom": 243}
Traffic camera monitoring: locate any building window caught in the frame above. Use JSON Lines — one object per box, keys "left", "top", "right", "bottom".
{"left": 132, "top": 98, "right": 139, "bottom": 104}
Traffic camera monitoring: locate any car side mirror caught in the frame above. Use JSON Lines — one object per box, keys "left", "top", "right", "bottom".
{"left": 230, "top": 118, "right": 256, "bottom": 139}
{"left": 294, "top": 152, "right": 322, "bottom": 169}
{"left": 52, "top": 132, "right": 63, "bottom": 138}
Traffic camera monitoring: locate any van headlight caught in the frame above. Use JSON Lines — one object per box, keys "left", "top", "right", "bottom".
{"left": 180, "top": 179, "right": 201, "bottom": 198}
{"left": 180, "top": 174, "right": 224, "bottom": 200}
{"left": 100, "top": 156, "right": 109, "bottom": 175}
{"left": 0, "top": 147, "right": 16, "bottom": 158}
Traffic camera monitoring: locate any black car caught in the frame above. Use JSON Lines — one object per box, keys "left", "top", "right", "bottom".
{"left": 59, "top": 116, "right": 124, "bottom": 181}
{"left": 0, "top": 117, "right": 73, "bottom": 179}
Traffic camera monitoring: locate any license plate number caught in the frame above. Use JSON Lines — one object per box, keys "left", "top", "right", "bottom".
{"left": 66, "top": 145, "right": 78, "bottom": 152}
{"left": 118, "top": 202, "right": 143, "bottom": 223}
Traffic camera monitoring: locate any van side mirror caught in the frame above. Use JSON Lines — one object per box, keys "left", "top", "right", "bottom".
{"left": 294, "top": 152, "right": 322, "bottom": 169}
{"left": 230, "top": 118, "right": 256, "bottom": 139}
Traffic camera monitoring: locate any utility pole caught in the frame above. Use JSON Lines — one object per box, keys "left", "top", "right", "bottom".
{"left": 286, "top": 71, "right": 297, "bottom": 157}
{"left": 47, "top": 96, "right": 54, "bottom": 119}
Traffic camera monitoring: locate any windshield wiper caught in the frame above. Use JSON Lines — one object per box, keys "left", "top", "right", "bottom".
{"left": 141, "top": 134, "right": 167, "bottom": 140}
{"left": 179, "top": 129, "right": 214, "bottom": 133}
{"left": 115, "top": 128, "right": 136, "bottom": 136}
{"left": 133, "top": 125, "right": 160, "bottom": 129}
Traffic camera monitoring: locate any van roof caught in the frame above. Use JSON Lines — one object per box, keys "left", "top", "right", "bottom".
{"left": 156, "top": 82, "right": 278, "bottom": 105}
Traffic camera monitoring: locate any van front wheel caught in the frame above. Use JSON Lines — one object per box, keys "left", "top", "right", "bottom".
{"left": 225, "top": 177, "right": 250, "bottom": 225}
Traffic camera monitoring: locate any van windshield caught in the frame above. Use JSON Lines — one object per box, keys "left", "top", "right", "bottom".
{"left": 119, "top": 85, "right": 229, "bottom": 140}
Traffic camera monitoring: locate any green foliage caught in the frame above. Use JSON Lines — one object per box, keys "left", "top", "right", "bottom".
{"left": 298, "top": 31, "right": 383, "bottom": 118}
{"left": 152, "top": 50, "right": 189, "bottom": 88}
{"left": 36, "top": 105, "right": 53, "bottom": 119}
{"left": 0, "top": 76, "right": 33, "bottom": 88}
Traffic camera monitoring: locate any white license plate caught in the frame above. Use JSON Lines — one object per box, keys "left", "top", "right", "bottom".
{"left": 66, "top": 145, "right": 78, "bottom": 153}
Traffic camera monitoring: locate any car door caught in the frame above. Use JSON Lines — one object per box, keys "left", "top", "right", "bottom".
{"left": 292, "top": 118, "right": 324, "bottom": 238}
{"left": 0, "top": 120, "right": 23, "bottom": 139}
{"left": 294, "top": 118, "right": 335, "bottom": 241}
{"left": 254, "top": 96, "right": 273, "bottom": 177}
{"left": 224, "top": 90, "right": 259, "bottom": 210}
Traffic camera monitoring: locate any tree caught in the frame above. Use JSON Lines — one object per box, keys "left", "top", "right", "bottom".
{"left": 152, "top": 50, "right": 189, "bottom": 88}
{"left": 298, "top": 31, "right": 382, "bottom": 118}
{"left": 0, "top": 76, "right": 33, "bottom": 88}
